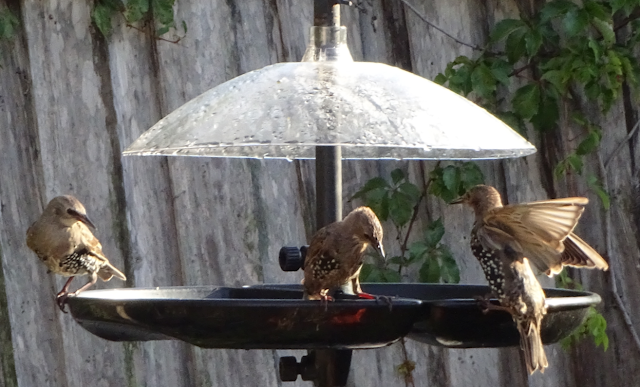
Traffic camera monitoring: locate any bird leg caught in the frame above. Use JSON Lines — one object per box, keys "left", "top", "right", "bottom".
{"left": 56, "top": 273, "right": 98, "bottom": 313}
{"left": 473, "top": 295, "right": 511, "bottom": 315}
{"left": 56, "top": 277, "right": 75, "bottom": 313}
{"left": 68, "top": 273, "right": 98, "bottom": 297}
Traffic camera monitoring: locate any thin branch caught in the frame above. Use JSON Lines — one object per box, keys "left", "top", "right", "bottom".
{"left": 397, "top": 0, "right": 489, "bottom": 53}
{"left": 125, "top": 23, "right": 183, "bottom": 44}
{"left": 597, "top": 153, "right": 640, "bottom": 355}
{"left": 399, "top": 161, "right": 439, "bottom": 257}
{"left": 509, "top": 63, "right": 532, "bottom": 77}
{"left": 398, "top": 338, "right": 416, "bottom": 387}
{"left": 604, "top": 118, "right": 640, "bottom": 170}
{"left": 614, "top": 9, "right": 640, "bottom": 32}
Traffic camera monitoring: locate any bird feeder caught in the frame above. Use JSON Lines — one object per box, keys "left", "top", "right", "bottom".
{"left": 68, "top": 1, "right": 601, "bottom": 386}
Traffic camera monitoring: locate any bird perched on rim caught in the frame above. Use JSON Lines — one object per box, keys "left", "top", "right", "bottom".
{"left": 26, "top": 195, "right": 126, "bottom": 312}
{"left": 303, "top": 206, "right": 385, "bottom": 302}
{"left": 451, "top": 184, "right": 608, "bottom": 374}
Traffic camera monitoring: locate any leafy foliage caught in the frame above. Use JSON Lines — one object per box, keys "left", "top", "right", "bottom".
{"left": 556, "top": 269, "right": 609, "bottom": 351}
{"left": 0, "top": 7, "right": 19, "bottom": 67}
{"left": 428, "top": 162, "right": 484, "bottom": 203}
{"left": 560, "top": 306, "right": 609, "bottom": 351}
{"left": 354, "top": 168, "right": 462, "bottom": 285}
{"left": 0, "top": 7, "right": 19, "bottom": 41}
{"left": 434, "top": 0, "right": 640, "bottom": 209}
{"left": 92, "top": 0, "right": 185, "bottom": 39}
{"left": 352, "top": 168, "right": 421, "bottom": 229}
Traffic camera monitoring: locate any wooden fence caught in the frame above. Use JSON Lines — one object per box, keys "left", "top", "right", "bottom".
{"left": 0, "top": 0, "right": 638, "bottom": 386}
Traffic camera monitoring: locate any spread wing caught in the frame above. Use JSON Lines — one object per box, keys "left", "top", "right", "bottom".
{"left": 547, "top": 233, "right": 609, "bottom": 275}
{"left": 483, "top": 197, "right": 588, "bottom": 274}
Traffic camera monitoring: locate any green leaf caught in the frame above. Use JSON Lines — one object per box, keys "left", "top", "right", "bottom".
{"left": 439, "top": 247, "right": 460, "bottom": 283}
{"left": 620, "top": 53, "right": 638, "bottom": 85}
{"left": 0, "top": 8, "right": 19, "bottom": 40}
{"left": 124, "top": 0, "right": 149, "bottom": 23}
{"left": 584, "top": 1, "right": 611, "bottom": 21}
{"left": 490, "top": 59, "right": 512, "bottom": 86}
{"left": 563, "top": 8, "right": 590, "bottom": 36}
{"left": 512, "top": 84, "right": 541, "bottom": 120}
{"left": 419, "top": 257, "right": 441, "bottom": 283}
{"left": 471, "top": 63, "right": 497, "bottom": 98}
{"left": 525, "top": 28, "right": 543, "bottom": 56}
{"left": 391, "top": 168, "right": 405, "bottom": 185}
{"left": 389, "top": 190, "right": 414, "bottom": 227}
{"left": 505, "top": 27, "right": 527, "bottom": 63}
{"left": 588, "top": 38, "right": 603, "bottom": 61}
{"left": 540, "top": 0, "right": 578, "bottom": 22}
{"left": 584, "top": 81, "right": 601, "bottom": 101}
{"left": 92, "top": 3, "right": 116, "bottom": 36}
{"left": 156, "top": 25, "right": 171, "bottom": 36}
{"left": 530, "top": 88, "right": 559, "bottom": 131}
{"left": 496, "top": 111, "right": 526, "bottom": 134}
{"left": 591, "top": 18, "right": 615, "bottom": 46}
{"left": 424, "top": 218, "right": 445, "bottom": 248}
{"left": 587, "top": 175, "right": 610, "bottom": 210}
{"left": 541, "top": 70, "right": 566, "bottom": 94}
{"left": 409, "top": 242, "right": 429, "bottom": 263}
{"left": 448, "top": 63, "right": 474, "bottom": 96}
{"left": 388, "top": 256, "right": 406, "bottom": 265}
{"left": 152, "top": 0, "right": 175, "bottom": 26}
{"left": 434, "top": 73, "right": 447, "bottom": 85}
{"left": 181, "top": 20, "right": 188, "bottom": 33}
{"left": 460, "top": 162, "right": 485, "bottom": 190}
{"left": 442, "top": 165, "right": 461, "bottom": 193}
{"left": 576, "top": 130, "right": 602, "bottom": 155}
{"left": 374, "top": 191, "right": 390, "bottom": 221}
{"left": 398, "top": 182, "right": 421, "bottom": 202}
{"left": 489, "top": 19, "right": 527, "bottom": 44}
{"left": 567, "top": 154, "right": 584, "bottom": 173}
{"left": 380, "top": 269, "right": 402, "bottom": 283}
{"left": 612, "top": 0, "right": 638, "bottom": 15}
{"left": 351, "top": 177, "right": 389, "bottom": 199}
{"left": 360, "top": 263, "right": 375, "bottom": 282}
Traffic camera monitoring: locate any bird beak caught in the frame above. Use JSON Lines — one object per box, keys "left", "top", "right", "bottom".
{"left": 449, "top": 196, "right": 464, "bottom": 204}
{"left": 376, "top": 242, "right": 385, "bottom": 259}
{"left": 68, "top": 209, "right": 97, "bottom": 229}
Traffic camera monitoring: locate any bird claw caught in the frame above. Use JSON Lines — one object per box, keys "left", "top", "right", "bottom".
{"left": 474, "top": 295, "right": 510, "bottom": 315}
{"left": 357, "top": 293, "right": 394, "bottom": 311}
{"left": 320, "top": 294, "right": 334, "bottom": 311}
{"left": 56, "top": 292, "right": 70, "bottom": 314}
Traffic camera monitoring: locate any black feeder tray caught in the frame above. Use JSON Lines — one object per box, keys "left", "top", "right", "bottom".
{"left": 67, "top": 245, "right": 602, "bottom": 387}
{"left": 67, "top": 283, "right": 600, "bottom": 349}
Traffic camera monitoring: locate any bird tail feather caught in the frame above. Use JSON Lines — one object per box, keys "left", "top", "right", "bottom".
{"left": 517, "top": 317, "right": 548, "bottom": 374}
{"left": 98, "top": 262, "right": 127, "bottom": 282}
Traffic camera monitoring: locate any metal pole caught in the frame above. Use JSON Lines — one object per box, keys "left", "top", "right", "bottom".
{"left": 312, "top": 2, "right": 350, "bottom": 387}
{"left": 316, "top": 146, "right": 342, "bottom": 229}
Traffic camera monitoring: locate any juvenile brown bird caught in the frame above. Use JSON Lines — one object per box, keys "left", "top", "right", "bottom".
{"left": 303, "top": 206, "right": 384, "bottom": 301}
{"left": 452, "top": 185, "right": 608, "bottom": 374}
{"left": 26, "top": 195, "right": 126, "bottom": 312}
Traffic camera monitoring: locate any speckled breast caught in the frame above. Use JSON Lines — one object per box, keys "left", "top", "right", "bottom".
{"left": 470, "top": 230, "right": 506, "bottom": 300}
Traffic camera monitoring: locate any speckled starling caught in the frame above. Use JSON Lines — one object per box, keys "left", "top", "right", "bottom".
{"left": 452, "top": 184, "right": 608, "bottom": 374}
{"left": 26, "top": 195, "right": 126, "bottom": 312}
{"left": 303, "top": 206, "right": 384, "bottom": 301}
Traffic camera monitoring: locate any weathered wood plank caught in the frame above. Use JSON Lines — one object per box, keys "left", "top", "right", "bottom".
{"left": 105, "top": 14, "right": 197, "bottom": 387}
{"left": 0, "top": 1, "right": 66, "bottom": 386}
{"left": 0, "top": 0, "right": 637, "bottom": 386}
{"left": 18, "top": 1, "right": 129, "bottom": 386}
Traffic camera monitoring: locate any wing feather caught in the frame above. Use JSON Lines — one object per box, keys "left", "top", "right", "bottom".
{"left": 483, "top": 197, "right": 589, "bottom": 274}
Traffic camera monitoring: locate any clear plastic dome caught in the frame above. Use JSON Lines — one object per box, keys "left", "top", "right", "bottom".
{"left": 124, "top": 26, "right": 535, "bottom": 160}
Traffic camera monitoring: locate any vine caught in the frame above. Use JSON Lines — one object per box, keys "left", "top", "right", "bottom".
{"left": 0, "top": 6, "right": 19, "bottom": 67}
{"left": 92, "top": 0, "right": 186, "bottom": 41}
{"left": 352, "top": 162, "right": 484, "bottom": 384}
{"left": 426, "top": 0, "right": 640, "bottom": 352}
